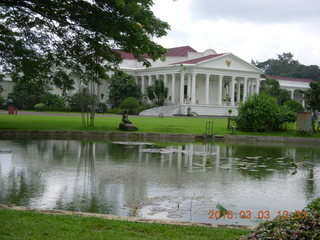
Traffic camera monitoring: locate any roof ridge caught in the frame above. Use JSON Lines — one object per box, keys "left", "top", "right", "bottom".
{"left": 171, "top": 53, "right": 224, "bottom": 65}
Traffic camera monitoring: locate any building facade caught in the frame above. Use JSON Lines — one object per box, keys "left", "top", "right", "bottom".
{"left": 0, "top": 46, "right": 314, "bottom": 116}
{"left": 119, "top": 46, "right": 263, "bottom": 116}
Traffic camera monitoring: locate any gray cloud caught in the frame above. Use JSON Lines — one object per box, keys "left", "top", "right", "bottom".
{"left": 188, "top": 0, "right": 320, "bottom": 23}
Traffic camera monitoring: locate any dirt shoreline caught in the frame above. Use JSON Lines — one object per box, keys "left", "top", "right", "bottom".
{"left": 0, "top": 129, "right": 320, "bottom": 144}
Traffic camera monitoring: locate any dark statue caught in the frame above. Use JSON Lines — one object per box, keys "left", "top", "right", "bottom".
{"left": 119, "top": 110, "right": 138, "bottom": 131}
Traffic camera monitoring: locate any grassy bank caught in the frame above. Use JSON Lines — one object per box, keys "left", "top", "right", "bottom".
{"left": 0, "top": 209, "right": 250, "bottom": 240}
{"left": 0, "top": 113, "right": 319, "bottom": 137}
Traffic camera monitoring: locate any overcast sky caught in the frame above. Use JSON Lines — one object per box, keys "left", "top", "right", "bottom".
{"left": 152, "top": 0, "right": 320, "bottom": 65}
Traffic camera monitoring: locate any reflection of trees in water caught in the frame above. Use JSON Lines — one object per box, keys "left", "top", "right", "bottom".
{"left": 51, "top": 140, "right": 71, "bottom": 162}
{"left": 231, "top": 144, "right": 285, "bottom": 159}
{"left": 305, "top": 168, "right": 315, "bottom": 199}
{"left": 0, "top": 166, "right": 45, "bottom": 206}
{"left": 225, "top": 144, "right": 304, "bottom": 180}
{"left": 302, "top": 148, "right": 317, "bottom": 200}
{"left": 55, "top": 142, "right": 111, "bottom": 214}
{"left": 107, "top": 143, "right": 139, "bottom": 162}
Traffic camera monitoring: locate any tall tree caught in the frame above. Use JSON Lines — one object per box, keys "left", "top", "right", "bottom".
{"left": 146, "top": 79, "right": 168, "bottom": 106}
{"left": 304, "top": 82, "right": 320, "bottom": 131}
{"left": 252, "top": 53, "right": 320, "bottom": 81}
{"left": 259, "top": 78, "right": 291, "bottom": 105}
{"left": 0, "top": 0, "right": 169, "bottom": 126}
{"left": 108, "top": 71, "right": 141, "bottom": 108}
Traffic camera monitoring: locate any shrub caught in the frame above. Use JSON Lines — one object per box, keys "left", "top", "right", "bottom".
{"left": 96, "top": 103, "right": 108, "bottom": 113}
{"left": 146, "top": 79, "right": 168, "bottom": 106}
{"left": 285, "top": 99, "right": 304, "bottom": 112}
{"left": 8, "top": 80, "right": 47, "bottom": 109}
{"left": 41, "top": 93, "right": 65, "bottom": 108}
{"left": 0, "top": 95, "right": 4, "bottom": 109}
{"left": 34, "top": 103, "right": 45, "bottom": 111}
{"left": 236, "top": 94, "right": 295, "bottom": 132}
{"left": 241, "top": 197, "right": 320, "bottom": 240}
{"left": 106, "top": 108, "right": 122, "bottom": 114}
{"left": 108, "top": 71, "right": 141, "bottom": 108}
{"left": 120, "top": 97, "right": 139, "bottom": 114}
{"left": 68, "top": 89, "right": 98, "bottom": 112}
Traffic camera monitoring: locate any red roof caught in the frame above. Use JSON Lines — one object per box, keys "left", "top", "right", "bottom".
{"left": 266, "top": 75, "right": 315, "bottom": 83}
{"left": 171, "top": 54, "right": 224, "bottom": 65}
{"left": 166, "top": 46, "right": 197, "bottom": 57}
{"left": 114, "top": 50, "right": 138, "bottom": 60}
{"left": 114, "top": 46, "right": 198, "bottom": 60}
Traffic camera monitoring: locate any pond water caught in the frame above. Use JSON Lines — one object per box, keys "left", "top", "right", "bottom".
{"left": 0, "top": 139, "right": 319, "bottom": 226}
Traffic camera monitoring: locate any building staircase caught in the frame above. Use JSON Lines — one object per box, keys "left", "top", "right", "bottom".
{"left": 139, "top": 105, "right": 178, "bottom": 116}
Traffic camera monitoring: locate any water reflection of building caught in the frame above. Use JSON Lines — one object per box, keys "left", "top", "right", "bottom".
{"left": 1, "top": 139, "right": 320, "bottom": 220}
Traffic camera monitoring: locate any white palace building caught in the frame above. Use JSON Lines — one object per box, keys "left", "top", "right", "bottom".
{"left": 0, "top": 46, "right": 314, "bottom": 116}
{"left": 116, "top": 46, "right": 313, "bottom": 116}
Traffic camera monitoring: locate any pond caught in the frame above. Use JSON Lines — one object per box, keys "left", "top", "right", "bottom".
{"left": 0, "top": 139, "right": 319, "bottom": 226}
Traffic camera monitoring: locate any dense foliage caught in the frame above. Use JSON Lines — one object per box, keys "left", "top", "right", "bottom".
{"left": 68, "top": 89, "right": 98, "bottom": 113}
{"left": 40, "top": 93, "right": 65, "bottom": 109}
{"left": 1, "top": 0, "right": 169, "bottom": 126}
{"left": 108, "top": 71, "right": 141, "bottom": 108}
{"left": 8, "top": 79, "right": 48, "bottom": 109}
{"left": 0, "top": 95, "right": 4, "bottom": 109}
{"left": 96, "top": 103, "right": 107, "bottom": 113}
{"left": 304, "top": 82, "right": 320, "bottom": 114}
{"left": 34, "top": 103, "right": 45, "bottom": 111}
{"left": 146, "top": 79, "right": 168, "bottom": 106}
{"left": 236, "top": 94, "right": 296, "bottom": 132}
{"left": 285, "top": 99, "right": 304, "bottom": 113}
{"left": 0, "top": 0, "right": 169, "bottom": 82}
{"left": 259, "top": 78, "right": 291, "bottom": 105}
{"left": 241, "top": 197, "right": 320, "bottom": 240}
{"left": 304, "top": 81, "right": 320, "bottom": 131}
{"left": 252, "top": 53, "right": 320, "bottom": 81}
{"left": 120, "top": 97, "right": 139, "bottom": 114}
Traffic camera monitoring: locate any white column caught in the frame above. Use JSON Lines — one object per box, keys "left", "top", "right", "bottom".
{"left": 180, "top": 73, "right": 185, "bottom": 103}
{"left": 171, "top": 73, "right": 175, "bottom": 104}
{"left": 255, "top": 78, "right": 260, "bottom": 94}
{"left": 191, "top": 73, "right": 197, "bottom": 104}
{"left": 148, "top": 75, "right": 152, "bottom": 86}
{"left": 250, "top": 79, "right": 254, "bottom": 95}
{"left": 205, "top": 74, "right": 210, "bottom": 104}
{"left": 230, "top": 76, "right": 235, "bottom": 106}
{"left": 141, "top": 76, "right": 145, "bottom": 94}
{"left": 163, "top": 74, "right": 167, "bottom": 87}
{"left": 218, "top": 75, "right": 222, "bottom": 105}
{"left": 236, "top": 81, "right": 241, "bottom": 104}
{"left": 291, "top": 90, "right": 295, "bottom": 99}
{"left": 187, "top": 73, "right": 191, "bottom": 102}
{"left": 243, "top": 77, "right": 248, "bottom": 100}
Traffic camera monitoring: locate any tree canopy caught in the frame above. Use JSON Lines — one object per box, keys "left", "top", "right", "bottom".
{"left": 259, "top": 78, "right": 291, "bottom": 105}
{"left": 304, "top": 82, "right": 320, "bottom": 116}
{"left": 146, "top": 79, "right": 168, "bottom": 106}
{"left": 236, "top": 94, "right": 296, "bottom": 132}
{"left": 0, "top": 0, "right": 170, "bottom": 85}
{"left": 108, "top": 71, "right": 141, "bottom": 108}
{"left": 252, "top": 53, "right": 320, "bottom": 81}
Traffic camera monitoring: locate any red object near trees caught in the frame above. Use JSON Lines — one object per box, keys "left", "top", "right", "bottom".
{"left": 8, "top": 106, "right": 17, "bottom": 115}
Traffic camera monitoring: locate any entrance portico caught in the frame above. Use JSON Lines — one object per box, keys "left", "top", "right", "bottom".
{"left": 112, "top": 46, "right": 264, "bottom": 116}
{"left": 133, "top": 52, "right": 262, "bottom": 116}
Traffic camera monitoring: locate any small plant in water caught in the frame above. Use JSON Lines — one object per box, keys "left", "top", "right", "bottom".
{"left": 216, "top": 203, "right": 229, "bottom": 220}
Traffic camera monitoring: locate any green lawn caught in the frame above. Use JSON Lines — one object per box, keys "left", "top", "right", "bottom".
{"left": 0, "top": 113, "right": 319, "bottom": 137}
{"left": 0, "top": 209, "right": 250, "bottom": 240}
